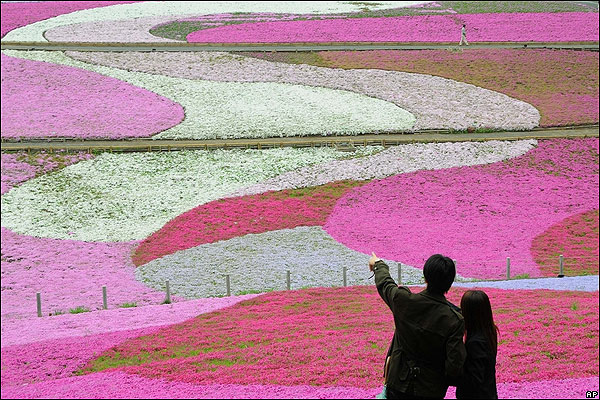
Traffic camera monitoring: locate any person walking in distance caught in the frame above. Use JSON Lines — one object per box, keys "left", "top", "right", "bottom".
{"left": 370, "top": 253, "right": 466, "bottom": 399}
{"left": 459, "top": 24, "right": 469, "bottom": 46}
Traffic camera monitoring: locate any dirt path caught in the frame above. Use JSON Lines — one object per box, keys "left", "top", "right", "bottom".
{"left": 2, "top": 126, "right": 597, "bottom": 153}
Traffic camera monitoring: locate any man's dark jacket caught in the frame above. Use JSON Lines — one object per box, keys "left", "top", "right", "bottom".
{"left": 374, "top": 260, "right": 466, "bottom": 399}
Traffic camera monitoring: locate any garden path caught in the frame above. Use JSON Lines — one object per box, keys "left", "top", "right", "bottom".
{"left": 2, "top": 126, "right": 597, "bottom": 152}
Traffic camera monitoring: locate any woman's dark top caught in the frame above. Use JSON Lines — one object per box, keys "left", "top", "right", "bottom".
{"left": 456, "top": 332, "right": 498, "bottom": 399}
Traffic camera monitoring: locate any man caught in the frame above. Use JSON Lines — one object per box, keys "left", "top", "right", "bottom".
{"left": 370, "top": 253, "right": 466, "bottom": 399}
{"left": 459, "top": 24, "right": 469, "bottom": 46}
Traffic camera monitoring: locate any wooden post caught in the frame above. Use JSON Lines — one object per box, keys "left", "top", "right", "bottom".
{"left": 343, "top": 267, "right": 347, "bottom": 287}
{"left": 165, "top": 280, "right": 171, "bottom": 303}
{"left": 226, "top": 275, "right": 231, "bottom": 297}
{"left": 286, "top": 270, "right": 291, "bottom": 290}
{"left": 397, "top": 262, "right": 402, "bottom": 285}
{"left": 506, "top": 257, "right": 511, "bottom": 279}
{"left": 558, "top": 255, "right": 565, "bottom": 278}
{"left": 36, "top": 292, "right": 42, "bottom": 317}
{"left": 102, "top": 286, "right": 107, "bottom": 310}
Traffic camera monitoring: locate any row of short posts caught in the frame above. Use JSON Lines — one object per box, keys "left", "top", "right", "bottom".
{"left": 225, "top": 267, "right": 357, "bottom": 295}
{"left": 223, "top": 266, "right": 403, "bottom": 294}
{"left": 35, "top": 256, "right": 568, "bottom": 317}
{"left": 36, "top": 282, "right": 173, "bottom": 317}
{"left": 505, "top": 255, "right": 565, "bottom": 279}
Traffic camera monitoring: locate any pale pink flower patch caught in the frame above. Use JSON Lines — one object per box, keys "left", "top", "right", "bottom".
{"left": 0, "top": 1, "right": 137, "bottom": 37}
{"left": 1, "top": 54, "right": 184, "bottom": 140}
{"left": 1, "top": 228, "right": 170, "bottom": 320}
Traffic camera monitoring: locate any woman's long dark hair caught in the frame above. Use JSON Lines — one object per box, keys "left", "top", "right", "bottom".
{"left": 460, "top": 290, "right": 500, "bottom": 353}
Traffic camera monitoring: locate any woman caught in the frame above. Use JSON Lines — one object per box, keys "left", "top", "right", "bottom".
{"left": 456, "top": 290, "right": 499, "bottom": 399}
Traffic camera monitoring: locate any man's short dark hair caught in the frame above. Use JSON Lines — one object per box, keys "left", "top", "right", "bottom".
{"left": 423, "top": 254, "right": 456, "bottom": 294}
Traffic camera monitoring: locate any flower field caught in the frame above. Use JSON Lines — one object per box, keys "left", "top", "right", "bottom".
{"left": 0, "top": 147, "right": 384, "bottom": 241}
{"left": 3, "top": 50, "right": 419, "bottom": 140}
{"left": 4, "top": 1, "right": 593, "bottom": 44}
{"left": 134, "top": 140, "right": 536, "bottom": 266}
{"left": 1, "top": 151, "right": 93, "bottom": 195}
{"left": 1, "top": 1, "right": 599, "bottom": 399}
{"left": 324, "top": 139, "right": 599, "bottom": 279}
{"left": 2, "top": 48, "right": 540, "bottom": 138}
{"left": 62, "top": 49, "right": 540, "bottom": 132}
{"left": 249, "top": 48, "right": 599, "bottom": 127}
{"left": 1, "top": 287, "right": 597, "bottom": 399}
{"left": 78, "top": 287, "right": 599, "bottom": 388}
{"left": 1, "top": 53, "right": 184, "bottom": 140}
{"left": 151, "top": 2, "right": 598, "bottom": 42}
{"left": 2, "top": 138, "right": 597, "bottom": 398}
{"left": 186, "top": 12, "right": 599, "bottom": 43}
{"left": 2, "top": 1, "right": 429, "bottom": 42}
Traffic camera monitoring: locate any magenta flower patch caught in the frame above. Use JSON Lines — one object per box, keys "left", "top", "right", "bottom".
{"left": 0, "top": 372, "right": 379, "bottom": 399}
{"left": 0, "top": 1, "right": 137, "bottom": 38}
{"left": 0, "top": 374, "right": 596, "bottom": 399}
{"left": 448, "top": 377, "right": 600, "bottom": 400}
{"left": 75, "top": 287, "right": 598, "bottom": 388}
{"left": 1, "top": 287, "right": 597, "bottom": 397}
{"left": 324, "top": 139, "right": 599, "bottom": 279}
{"left": 1, "top": 54, "right": 184, "bottom": 140}
{"left": 0, "top": 326, "right": 161, "bottom": 387}
{"left": 187, "top": 12, "right": 599, "bottom": 43}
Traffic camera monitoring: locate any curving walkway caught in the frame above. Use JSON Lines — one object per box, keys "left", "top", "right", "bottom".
{"left": 1, "top": 126, "right": 598, "bottom": 152}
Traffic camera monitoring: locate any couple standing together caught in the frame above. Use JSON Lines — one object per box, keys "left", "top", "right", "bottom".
{"left": 370, "top": 253, "right": 498, "bottom": 399}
